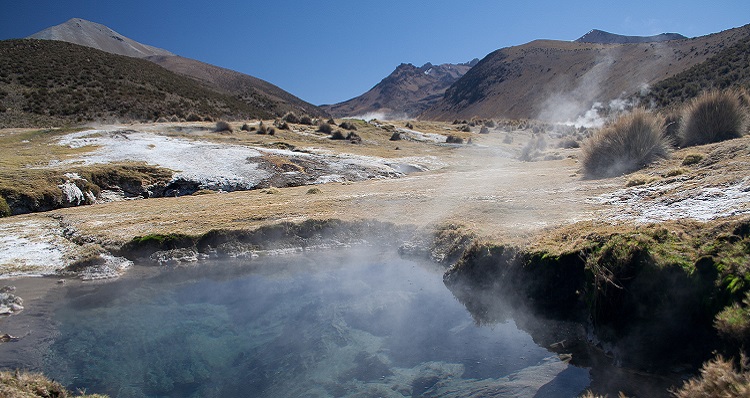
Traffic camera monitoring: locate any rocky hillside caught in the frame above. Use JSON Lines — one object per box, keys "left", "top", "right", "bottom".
{"left": 26, "top": 18, "right": 326, "bottom": 119}
{"left": 575, "top": 29, "right": 686, "bottom": 44}
{"left": 421, "top": 24, "right": 750, "bottom": 122}
{"left": 322, "top": 60, "right": 478, "bottom": 119}
{"left": 0, "top": 40, "right": 270, "bottom": 127}
{"left": 147, "top": 55, "right": 325, "bottom": 117}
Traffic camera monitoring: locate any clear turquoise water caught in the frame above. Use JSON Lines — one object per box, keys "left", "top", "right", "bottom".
{"left": 42, "top": 248, "right": 589, "bottom": 397}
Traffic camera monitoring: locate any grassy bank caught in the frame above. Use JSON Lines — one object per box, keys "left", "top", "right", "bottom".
{"left": 445, "top": 217, "right": 750, "bottom": 373}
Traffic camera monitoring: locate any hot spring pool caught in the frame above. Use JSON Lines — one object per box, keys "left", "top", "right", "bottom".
{"left": 14, "top": 248, "right": 592, "bottom": 397}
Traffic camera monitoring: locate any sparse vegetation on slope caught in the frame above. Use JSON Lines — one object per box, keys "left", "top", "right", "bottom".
{"left": 0, "top": 370, "right": 108, "bottom": 398}
{"left": 0, "top": 39, "right": 271, "bottom": 127}
{"left": 582, "top": 109, "right": 671, "bottom": 178}
{"left": 679, "top": 89, "right": 747, "bottom": 147}
{"left": 643, "top": 35, "right": 750, "bottom": 110}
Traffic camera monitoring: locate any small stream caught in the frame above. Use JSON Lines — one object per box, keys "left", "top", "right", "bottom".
{"left": 3, "top": 248, "right": 591, "bottom": 397}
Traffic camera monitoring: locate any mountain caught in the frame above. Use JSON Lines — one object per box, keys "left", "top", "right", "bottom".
{"left": 576, "top": 29, "right": 686, "bottom": 44}
{"left": 28, "top": 18, "right": 174, "bottom": 58}
{"left": 321, "top": 59, "right": 478, "bottom": 119}
{"left": 641, "top": 34, "right": 750, "bottom": 109}
{"left": 26, "top": 18, "right": 326, "bottom": 118}
{"left": 146, "top": 55, "right": 324, "bottom": 117}
{"left": 421, "top": 24, "right": 750, "bottom": 122}
{"left": 0, "top": 39, "right": 271, "bottom": 127}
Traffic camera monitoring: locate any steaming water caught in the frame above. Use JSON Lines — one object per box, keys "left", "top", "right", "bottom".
{"left": 38, "top": 248, "right": 589, "bottom": 397}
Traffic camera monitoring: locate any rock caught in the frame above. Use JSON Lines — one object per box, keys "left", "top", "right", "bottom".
{"left": 9, "top": 304, "right": 23, "bottom": 312}
{"left": 0, "top": 306, "right": 11, "bottom": 315}
{"left": 58, "top": 181, "right": 85, "bottom": 206}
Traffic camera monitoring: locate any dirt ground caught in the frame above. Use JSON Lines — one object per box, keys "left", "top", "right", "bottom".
{"left": 1, "top": 120, "right": 749, "bottom": 277}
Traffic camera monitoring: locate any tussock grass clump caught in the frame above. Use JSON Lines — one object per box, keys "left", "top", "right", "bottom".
{"left": 299, "top": 115, "right": 314, "bottom": 125}
{"left": 339, "top": 121, "right": 358, "bottom": 131}
{"left": 625, "top": 173, "right": 658, "bottom": 187}
{"left": 664, "top": 168, "right": 688, "bottom": 177}
{"left": 214, "top": 121, "right": 232, "bottom": 133}
{"left": 446, "top": 135, "right": 464, "bottom": 144}
{"left": 679, "top": 90, "right": 747, "bottom": 147}
{"left": 281, "top": 112, "right": 300, "bottom": 124}
{"left": 330, "top": 130, "right": 346, "bottom": 140}
{"left": 681, "top": 153, "right": 704, "bottom": 166}
{"left": 672, "top": 355, "right": 750, "bottom": 398}
{"left": 306, "top": 187, "right": 322, "bottom": 194}
{"left": 581, "top": 109, "right": 671, "bottom": 178}
{"left": 240, "top": 123, "right": 251, "bottom": 131}
{"left": 318, "top": 123, "right": 333, "bottom": 134}
{"left": 0, "top": 370, "right": 108, "bottom": 397}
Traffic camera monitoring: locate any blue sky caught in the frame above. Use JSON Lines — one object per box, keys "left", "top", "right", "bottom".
{"left": 1, "top": 1, "right": 749, "bottom": 105}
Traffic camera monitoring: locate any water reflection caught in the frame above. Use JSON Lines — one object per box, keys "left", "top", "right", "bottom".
{"left": 43, "top": 248, "right": 589, "bottom": 397}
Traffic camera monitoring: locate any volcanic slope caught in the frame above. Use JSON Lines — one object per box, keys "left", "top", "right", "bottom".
{"left": 27, "top": 18, "right": 326, "bottom": 118}
{"left": 0, "top": 39, "right": 269, "bottom": 127}
{"left": 421, "top": 24, "right": 750, "bottom": 122}
{"left": 322, "top": 60, "right": 478, "bottom": 119}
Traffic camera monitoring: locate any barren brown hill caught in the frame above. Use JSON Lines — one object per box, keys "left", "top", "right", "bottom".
{"left": 575, "top": 29, "right": 686, "bottom": 44}
{"left": 422, "top": 24, "right": 750, "bottom": 122}
{"left": 321, "top": 60, "right": 477, "bottom": 119}
{"left": 27, "top": 18, "right": 326, "bottom": 119}
{"left": 147, "top": 55, "right": 326, "bottom": 117}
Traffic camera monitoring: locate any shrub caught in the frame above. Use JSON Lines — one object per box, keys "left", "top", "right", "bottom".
{"left": 0, "top": 196, "right": 10, "bottom": 217}
{"left": 446, "top": 135, "right": 464, "bottom": 144}
{"left": 389, "top": 132, "right": 402, "bottom": 141}
{"left": 330, "top": 130, "right": 346, "bottom": 140}
{"left": 459, "top": 125, "right": 471, "bottom": 132}
{"left": 257, "top": 122, "right": 267, "bottom": 134}
{"left": 484, "top": 119, "right": 496, "bottom": 128}
{"left": 715, "top": 291, "right": 750, "bottom": 343}
{"left": 479, "top": 126, "right": 490, "bottom": 134}
{"left": 318, "top": 123, "right": 333, "bottom": 134}
{"left": 300, "top": 115, "right": 314, "bottom": 125}
{"left": 307, "top": 187, "right": 322, "bottom": 194}
{"left": 672, "top": 354, "right": 750, "bottom": 397}
{"left": 679, "top": 90, "right": 746, "bottom": 147}
{"left": 240, "top": 123, "right": 251, "bottom": 131}
{"left": 581, "top": 109, "right": 671, "bottom": 178}
{"left": 282, "top": 112, "right": 300, "bottom": 124}
{"left": 339, "top": 121, "right": 358, "bottom": 131}
{"left": 267, "top": 127, "right": 275, "bottom": 136}
{"left": 347, "top": 132, "right": 361, "bottom": 144}
{"left": 405, "top": 122, "right": 414, "bottom": 129}
{"left": 214, "top": 121, "right": 232, "bottom": 133}
{"left": 186, "top": 113, "right": 202, "bottom": 122}
{"left": 327, "top": 117, "right": 337, "bottom": 125}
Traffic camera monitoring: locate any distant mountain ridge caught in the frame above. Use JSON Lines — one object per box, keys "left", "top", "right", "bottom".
{"left": 322, "top": 59, "right": 478, "bottom": 119}
{"left": 575, "top": 29, "right": 687, "bottom": 44}
{"left": 26, "top": 18, "right": 326, "bottom": 117}
{"left": 421, "top": 24, "right": 750, "bottom": 122}
{"left": 28, "top": 18, "right": 174, "bottom": 58}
